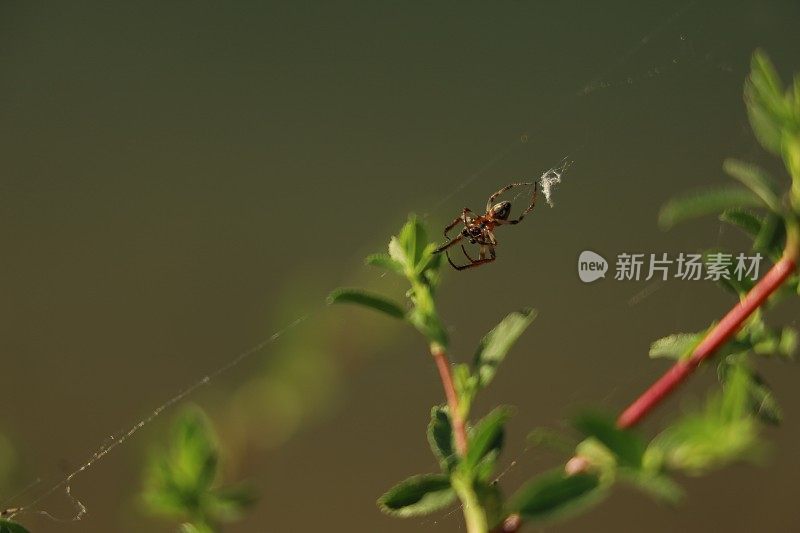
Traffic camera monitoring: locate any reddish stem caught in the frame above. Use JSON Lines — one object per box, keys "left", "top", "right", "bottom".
{"left": 432, "top": 346, "right": 469, "bottom": 456}
{"left": 617, "top": 254, "right": 796, "bottom": 428}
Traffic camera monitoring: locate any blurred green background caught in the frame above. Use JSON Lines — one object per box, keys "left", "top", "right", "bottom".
{"left": 1, "top": 1, "right": 799, "bottom": 531}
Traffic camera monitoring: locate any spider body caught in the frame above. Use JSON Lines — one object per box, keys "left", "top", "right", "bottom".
{"left": 434, "top": 182, "right": 537, "bottom": 270}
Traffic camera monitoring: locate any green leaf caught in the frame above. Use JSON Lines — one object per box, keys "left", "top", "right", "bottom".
{"left": 719, "top": 363, "right": 782, "bottom": 425}
{"left": 463, "top": 406, "right": 512, "bottom": 473}
{"left": 0, "top": 520, "right": 30, "bottom": 533}
{"left": 427, "top": 406, "right": 457, "bottom": 472}
{"left": 388, "top": 236, "right": 408, "bottom": 267}
{"left": 474, "top": 480, "right": 504, "bottom": 528}
{"left": 143, "top": 406, "right": 253, "bottom": 527}
{"left": 723, "top": 159, "right": 782, "bottom": 212}
{"left": 326, "top": 288, "right": 405, "bottom": 319}
{"left": 649, "top": 332, "right": 702, "bottom": 360}
{"left": 658, "top": 187, "right": 762, "bottom": 229}
{"left": 365, "top": 253, "right": 404, "bottom": 275}
{"left": 397, "top": 215, "right": 429, "bottom": 270}
{"left": 748, "top": 376, "right": 783, "bottom": 425}
{"left": 507, "top": 469, "right": 603, "bottom": 522}
{"left": 572, "top": 413, "right": 645, "bottom": 468}
{"left": 654, "top": 363, "right": 761, "bottom": 474}
{"left": 747, "top": 102, "right": 783, "bottom": 154}
{"left": 452, "top": 363, "right": 478, "bottom": 418}
{"left": 173, "top": 408, "right": 218, "bottom": 492}
{"left": 619, "top": 471, "right": 684, "bottom": 505}
{"left": 720, "top": 362, "right": 751, "bottom": 422}
{"left": 745, "top": 50, "right": 788, "bottom": 154}
{"left": 719, "top": 208, "right": 763, "bottom": 238}
{"left": 753, "top": 212, "right": 784, "bottom": 257}
{"left": 779, "top": 327, "right": 798, "bottom": 358}
{"left": 473, "top": 308, "right": 537, "bottom": 389}
{"left": 207, "top": 486, "right": 258, "bottom": 521}
{"left": 377, "top": 474, "right": 456, "bottom": 517}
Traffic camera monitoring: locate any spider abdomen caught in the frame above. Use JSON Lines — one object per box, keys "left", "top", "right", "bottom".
{"left": 490, "top": 201, "right": 512, "bottom": 220}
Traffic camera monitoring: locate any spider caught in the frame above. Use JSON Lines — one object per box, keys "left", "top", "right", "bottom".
{"left": 433, "top": 182, "right": 537, "bottom": 270}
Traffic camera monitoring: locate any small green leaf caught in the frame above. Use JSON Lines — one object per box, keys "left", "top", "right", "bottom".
{"left": 654, "top": 363, "right": 761, "bottom": 474}
{"left": 619, "top": 471, "right": 684, "bottom": 505}
{"left": 463, "top": 406, "right": 513, "bottom": 473}
{"left": 748, "top": 376, "right": 783, "bottom": 425}
{"left": 173, "top": 408, "right": 218, "bottom": 491}
{"left": 365, "top": 253, "right": 404, "bottom": 275}
{"left": 397, "top": 215, "right": 429, "bottom": 269}
{"left": 778, "top": 327, "right": 798, "bottom": 358}
{"left": 723, "top": 159, "right": 782, "bottom": 212}
{"left": 427, "top": 406, "right": 457, "bottom": 472}
{"left": 388, "top": 236, "right": 408, "bottom": 267}
{"left": 452, "top": 363, "right": 478, "bottom": 418}
{"left": 745, "top": 50, "right": 788, "bottom": 154}
{"left": 474, "top": 480, "right": 504, "bottom": 527}
{"left": 719, "top": 363, "right": 783, "bottom": 425}
{"left": 207, "top": 486, "right": 257, "bottom": 521}
{"left": 719, "top": 208, "right": 763, "bottom": 238}
{"left": 327, "top": 288, "right": 405, "bottom": 319}
{"left": 572, "top": 413, "right": 645, "bottom": 468}
{"left": 507, "top": 470, "right": 603, "bottom": 522}
{"left": 142, "top": 406, "right": 253, "bottom": 527}
{"left": 0, "top": 520, "right": 30, "bottom": 533}
{"left": 649, "top": 332, "right": 702, "bottom": 360}
{"left": 377, "top": 474, "right": 456, "bottom": 517}
{"left": 473, "top": 308, "right": 537, "bottom": 389}
{"left": 747, "top": 103, "right": 783, "bottom": 154}
{"left": 753, "top": 212, "right": 784, "bottom": 256}
{"left": 658, "top": 187, "right": 761, "bottom": 229}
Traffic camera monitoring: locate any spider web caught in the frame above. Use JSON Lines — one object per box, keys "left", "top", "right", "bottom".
{"left": 4, "top": 0, "right": 725, "bottom": 524}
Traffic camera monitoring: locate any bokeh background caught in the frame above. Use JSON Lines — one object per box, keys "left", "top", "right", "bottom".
{"left": 2, "top": 1, "right": 799, "bottom": 531}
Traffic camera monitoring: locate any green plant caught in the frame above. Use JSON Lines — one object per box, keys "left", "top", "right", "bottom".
{"left": 330, "top": 216, "right": 538, "bottom": 531}
{"left": 142, "top": 406, "right": 256, "bottom": 533}
{"left": 0, "top": 519, "right": 29, "bottom": 533}
{"left": 330, "top": 50, "right": 800, "bottom": 532}
{"left": 0, "top": 434, "right": 28, "bottom": 533}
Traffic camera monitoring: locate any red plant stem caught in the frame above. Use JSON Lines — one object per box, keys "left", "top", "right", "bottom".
{"left": 617, "top": 254, "right": 797, "bottom": 428}
{"left": 432, "top": 346, "right": 469, "bottom": 456}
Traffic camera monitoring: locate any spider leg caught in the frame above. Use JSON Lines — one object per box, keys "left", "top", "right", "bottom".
{"left": 461, "top": 244, "right": 476, "bottom": 262}
{"left": 434, "top": 208, "right": 475, "bottom": 254}
{"left": 451, "top": 245, "right": 496, "bottom": 270}
{"left": 486, "top": 182, "right": 535, "bottom": 211}
{"left": 496, "top": 182, "right": 537, "bottom": 225}
{"left": 479, "top": 229, "right": 497, "bottom": 246}
{"left": 435, "top": 233, "right": 464, "bottom": 254}
{"left": 460, "top": 230, "right": 494, "bottom": 265}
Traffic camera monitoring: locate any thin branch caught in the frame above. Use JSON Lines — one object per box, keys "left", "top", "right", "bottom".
{"left": 431, "top": 346, "right": 469, "bottom": 456}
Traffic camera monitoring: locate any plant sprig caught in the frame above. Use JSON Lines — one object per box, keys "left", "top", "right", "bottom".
{"left": 142, "top": 406, "right": 256, "bottom": 533}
